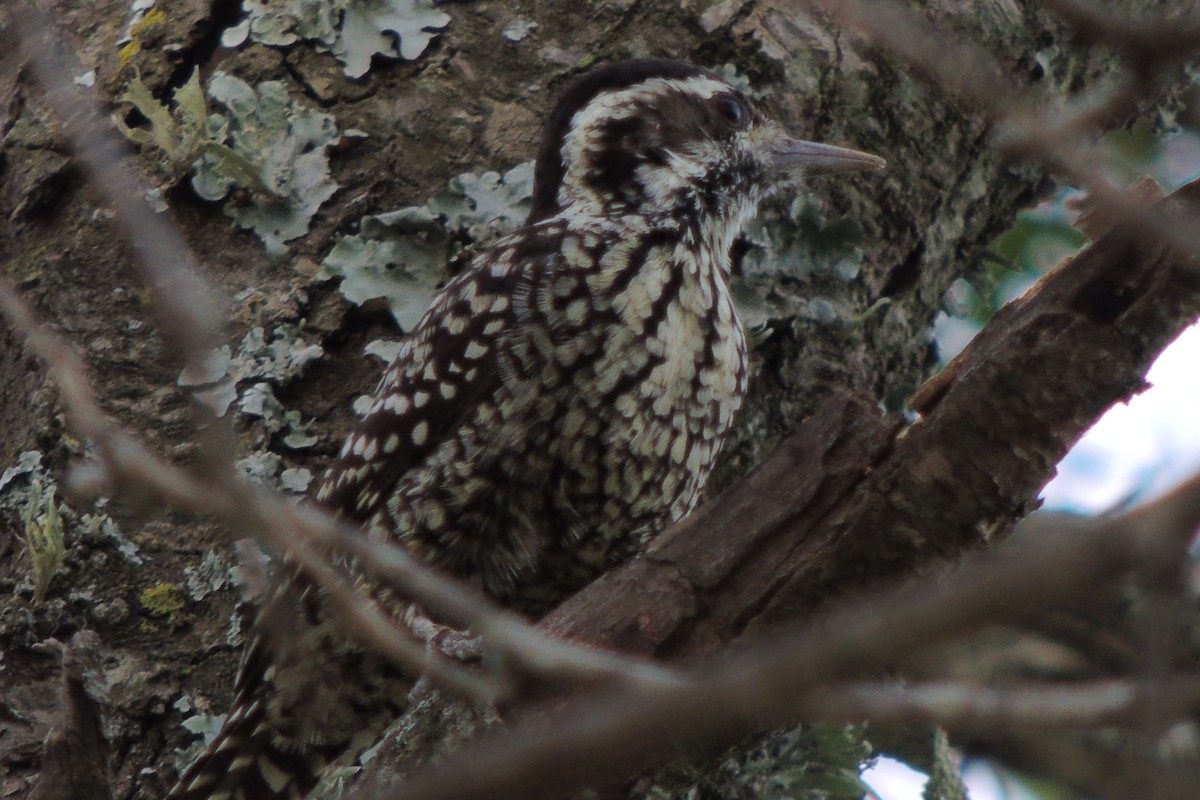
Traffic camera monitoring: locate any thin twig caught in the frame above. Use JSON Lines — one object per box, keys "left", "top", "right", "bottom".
{"left": 5, "top": 4, "right": 685, "bottom": 700}
{"left": 0, "top": 267, "right": 681, "bottom": 701}
{"left": 0, "top": 271, "right": 492, "bottom": 702}
{"left": 804, "top": 677, "right": 1200, "bottom": 732}
{"left": 10, "top": 6, "right": 223, "bottom": 372}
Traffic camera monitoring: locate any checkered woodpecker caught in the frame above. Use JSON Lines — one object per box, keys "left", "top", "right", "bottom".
{"left": 168, "top": 59, "right": 884, "bottom": 800}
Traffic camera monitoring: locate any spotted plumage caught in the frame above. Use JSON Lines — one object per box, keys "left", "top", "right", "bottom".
{"left": 168, "top": 59, "right": 883, "bottom": 800}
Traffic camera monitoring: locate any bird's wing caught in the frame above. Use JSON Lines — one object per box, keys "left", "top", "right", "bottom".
{"left": 168, "top": 229, "right": 569, "bottom": 800}
{"left": 315, "top": 223, "right": 565, "bottom": 522}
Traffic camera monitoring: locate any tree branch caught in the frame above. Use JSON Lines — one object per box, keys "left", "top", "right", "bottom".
{"left": 545, "top": 180, "right": 1200, "bottom": 661}
{"left": 378, "top": 471, "right": 1200, "bottom": 800}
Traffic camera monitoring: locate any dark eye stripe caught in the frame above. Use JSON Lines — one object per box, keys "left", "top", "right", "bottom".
{"left": 529, "top": 60, "right": 720, "bottom": 223}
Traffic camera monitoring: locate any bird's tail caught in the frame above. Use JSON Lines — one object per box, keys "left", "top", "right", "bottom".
{"left": 167, "top": 695, "right": 326, "bottom": 800}
{"left": 166, "top": 600, "right": 408, "bottom": 799}
{"left": 167, "top": 565, "right": 413, "bottom": 800}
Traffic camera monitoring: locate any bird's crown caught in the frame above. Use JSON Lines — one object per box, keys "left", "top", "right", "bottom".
{"left": 530, "top": 60, "right": 761, "bottom": 226}
{"left": 528, "top": 59, "right": 883, "bottom": 245}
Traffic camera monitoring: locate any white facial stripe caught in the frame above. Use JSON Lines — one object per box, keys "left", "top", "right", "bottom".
{"left": 637, "top": 75, "right": 730, "bottom": 100}
{"left": 565, "top": 75, "right": 732, "bottom": 145}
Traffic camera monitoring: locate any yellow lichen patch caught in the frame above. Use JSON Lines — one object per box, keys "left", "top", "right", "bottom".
{"left": 119, "top": 8, "right": 168, "bottom": 67}
{"left": 118, "top": 40, "right": 142, "bottom": 66}
{"left": 131, "top": 7, "right": 167, "bottom": 35}
{"left": 139, "top": 582, "right": 187, "bottom": 618}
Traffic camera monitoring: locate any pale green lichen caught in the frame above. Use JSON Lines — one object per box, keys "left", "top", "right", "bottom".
{"left": 741, "top": 195, "right": 868, "bottom": 283}
{"left": 174, "top": 707, "right": 228, "bottom": 775}
{"left": 235, "top": 452, "right": 311, "bottom": 494}
{"left": 222, "top": 0, "right": 451, "bottom": 79}
{"left": 79, "top": 509, "right": 144, "bottom": 565}
{"left": 735, "top": 195, "right": 871, "bottom": 328}
{"left": 501, "top": 19, "right": 536, "bottom": 43}
{"left": 236, "top": 450, "right": 283, "bottom": 485}
{"left": 0, "top": 450, "right": 42, "bottom": 493}
{"left": 4, "top": 453, "right": 138, "bottom": 599}
{"left": 183, "top": 550, "right": 232, "bottom": 601}
{"left": 180, "top": 324, "right": 323, "bottom": 443}
{"left": 321, "top": 161, "right": 534, "bottom": 330}
{"left": 115, "top": 68, "right": 211, "bottom": 179}
{"left": 280, "top": 467, "right": 314, "bottom": 494}
{"left": 321, "top": 153, "right": 864, "bottom": 334}
{"left": 119, "top": 69, "right": 340, "bottom": 254}
{"left": 21, "top": 480, "right": 65, "bottom": 604}
{"left": 712, "top": 63, "right": 771, "bottom": 101}
{"left": 175, "top": 323, "right": 322, "bottom": 497}
{"left": 3, "top": 453, "right": 66, "bottom": 604}
{"left": 196, "top": 73, "right": 340, "bottom": 253}
{"left": 238, "top": 382, "right": 319, "bottom": 449}
{"left": 234, "top": 324, "right": 325, "bottom": 383}
{"left": 364, "top": 339, "right": 404, "bottom": 364}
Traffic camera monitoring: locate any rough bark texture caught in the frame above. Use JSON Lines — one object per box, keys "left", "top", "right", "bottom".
{"left": 0, "top": 1, "right": 1195, "bottom": 799}
{"left": 547, "top": 180, "right": 1200, "bottom": 660}
{"left": 353, "top": 180, "right": 1200, "bottom": 798}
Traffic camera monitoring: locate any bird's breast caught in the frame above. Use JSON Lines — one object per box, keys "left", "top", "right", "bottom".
{"left": 555, "top": 236, "right": 748, "bottom": 540}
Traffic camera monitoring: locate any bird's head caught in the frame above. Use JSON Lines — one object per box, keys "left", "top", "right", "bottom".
{"left": 529, "top": 59, "right": 884, "bottom": 247}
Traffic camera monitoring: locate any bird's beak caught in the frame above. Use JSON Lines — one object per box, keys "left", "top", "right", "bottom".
{"left": 770, "top": 138, "right": 886, "bottom": 177}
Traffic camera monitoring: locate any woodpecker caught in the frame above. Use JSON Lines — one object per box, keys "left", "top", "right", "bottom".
{"left": 168, "top": 59, "right": 883, "bottom": 800}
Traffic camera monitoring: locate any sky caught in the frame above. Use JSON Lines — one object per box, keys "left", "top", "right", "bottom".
{"left": 862, "top": 124, "right": 1200, "bottom": 796}
{"left": 859, "top": 316, "right": 1200, "bottom": 796}
{"left": 863, "top": 322, "right": 1200, "bottom": 798}
{"left": 1042, "top": 322, "right": 1200, "bottom": 514}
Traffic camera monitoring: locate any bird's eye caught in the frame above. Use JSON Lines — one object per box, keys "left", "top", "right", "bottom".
{"left": 713, "top": 94, "right": 749, "bottom": 130}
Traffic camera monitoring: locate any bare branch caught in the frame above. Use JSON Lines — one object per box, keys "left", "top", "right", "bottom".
{"left": 0, "top": 270, "right": 497, "bottom": 702}
{"left": 9, "top": 2, "right": 1200, "bottom": 797}
{"left": 0, "top": 268, "right": 682, "bottom": 709}
{"left": 541, "top": 180, "right": 1200, "bottom": 665}
{"left": 382, "top": 471, "right": 1200, "bottom": 800}
{"left": 4, "top": 4, "right": 685, "bottom": 706}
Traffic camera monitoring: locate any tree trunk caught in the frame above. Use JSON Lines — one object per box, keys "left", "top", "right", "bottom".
{"left": 0, "top": 1, "right": 1195, "bottom": 798}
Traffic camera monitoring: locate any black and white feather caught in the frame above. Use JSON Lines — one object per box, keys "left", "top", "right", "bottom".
{"left": 168, "top": 58, "right": 882, "bottom": 800}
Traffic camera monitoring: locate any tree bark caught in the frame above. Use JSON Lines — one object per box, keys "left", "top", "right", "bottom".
{"left": 0, "top": 1, "right": 1196, "bottom": 799}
